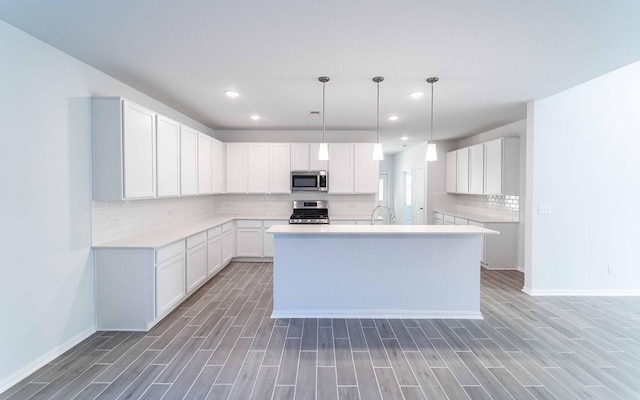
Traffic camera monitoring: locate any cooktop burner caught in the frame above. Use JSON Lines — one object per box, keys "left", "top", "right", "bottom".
{"left": 289, "top": 200, "right": 329, "bottom": 224}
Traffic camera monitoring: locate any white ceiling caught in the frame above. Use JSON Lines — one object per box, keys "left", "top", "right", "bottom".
{"left": 1, "top": 0, "right": 639, "bottom": 153}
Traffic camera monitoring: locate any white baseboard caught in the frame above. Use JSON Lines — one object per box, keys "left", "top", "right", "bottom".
{"left": 271, "top": 310, "right": 483, "bottom": 320}
{"left": 482, "top": 265, "right": 521, "bottom": 271}
{"left": 523, "top": 288, "right": 640, "bottom": 296}
{"left": 0, "top": 326, "right": 96, "bottom": 396}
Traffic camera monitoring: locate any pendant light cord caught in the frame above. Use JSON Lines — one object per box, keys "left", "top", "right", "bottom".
{"left": 376, "top": 81, "right": 380, "bottom": 144}
{"left": 322, "top": 82, "right": 326, "bottom": 143}
{"left": 430, "top": 82, "right": 434, "bottom": 142}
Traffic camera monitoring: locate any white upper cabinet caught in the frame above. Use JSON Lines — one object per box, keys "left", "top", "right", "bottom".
{"left": 484, "top": 137, "right": 520, "bottom": 196}
{"left": 291, "top": 143, "right": 310, "bottom": 171}
{"left": 247, "top": 143, "right": 270, "bottom": 193}
{"left": 156, "top": 115, "right": 181, "bottom": 197}
{"left": 123, "top": 101, "right": 157, "bottom": 199}
{"left": 328, "top": 143, "right": 354, "bottom": 194}
{"left": 290, "top": 143, "right": 328, "bottom": 171}
{"left": 484, "top": 138, "right": 503, "bottom": 194}
{"left": 269, "top": 143, "right": 291, "bottom": 193}
{"left": 197, "top": 133, "right": 212, "bottom": 194}
{"left": 180, "top": 126, "right": 198, "bottom": 196}
{"left": 445, "top": 151, "right": 457, "bottom": 193}
{"left": 469, "top": 143, "right": 484, "bottom": 195}
{"left": 226, "top": 143, "right": 291, "bottom": 193}
{"left": 354, "top": 143, "right": 379, "bottom": 193}
{"left": 211, "top": 138, "right": 226, "bottom": 193}
{"left": 456, "top": 147, "right": 470, "bottom": 194}
{"left": 225, "top": 143, "right": 246, "bottom": 193}
{"left": 92, "top": 97, "right": 157, "bottom": 201}
{"left": 447, "top": 136, "right": 520, "bottom": 196}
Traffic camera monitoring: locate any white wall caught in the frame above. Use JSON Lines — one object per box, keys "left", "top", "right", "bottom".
{"left": 0, "top": 21, "right": 214, "bottom": 391}
{"left": 526, "top": 60, "right": 640, "bottom": 294}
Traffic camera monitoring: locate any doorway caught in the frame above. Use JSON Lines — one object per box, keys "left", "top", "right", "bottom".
{"left": 403, "top": 170, "right": 412, "bottom": 224}
{"left": 412, "top": 167, "right": 425, "bottom": 225}
{"left": 377, "top": 173, "right": 390, "bottom": 224}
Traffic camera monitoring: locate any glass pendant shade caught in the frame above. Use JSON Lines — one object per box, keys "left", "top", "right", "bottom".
{"left": 372, "top": 143, "right": 384, "bottom": 161}
{"left": 318, "top": 142, "right": 329, "bottom": 161}
{"left": 425, "top": 142, "right": 438, "bottom": 161}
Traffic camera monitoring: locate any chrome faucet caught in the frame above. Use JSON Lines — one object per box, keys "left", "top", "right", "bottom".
{"left": 371, "top": 205, "right": 396, "bottom": 225}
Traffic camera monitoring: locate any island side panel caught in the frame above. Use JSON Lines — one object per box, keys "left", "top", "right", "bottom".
{"left": 272, "top": 233, "right": 482, "bottom": 319}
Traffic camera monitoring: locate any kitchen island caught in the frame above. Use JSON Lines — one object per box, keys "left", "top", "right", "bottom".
{"left": 267, "top": 224, "right": 498, "bottom": 319}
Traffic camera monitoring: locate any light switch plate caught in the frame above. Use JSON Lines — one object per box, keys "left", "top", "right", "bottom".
{"left": 538, "top": 205, "right": 552, "bottom": 215}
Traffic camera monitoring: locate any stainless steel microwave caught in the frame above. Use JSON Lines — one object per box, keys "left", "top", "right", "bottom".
{"left": 291, "top": 170, "right": 328, "bottom": 192}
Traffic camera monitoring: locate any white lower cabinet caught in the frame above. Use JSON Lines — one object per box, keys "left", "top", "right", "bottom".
{"left": 207, "top": 227, "right": 223, "bottom": 276}
{"left": 156, "top": 252, "right": 186, "bottom": 317}
{"left": 433, "top": 211, "right": 518, "bottom": 269}
{"left": 221, "top": 222, "right": 235, "bottom": 264}
{"left": 468, "top": 220, "right": 486, "bottom": 264}
{"left": 236, "top": 220, "right": 263, "bottom": 257}
{"left": 263, "top": 220, "right": 288, "bottom": 257}
{"left": 96, "top": 220, "right": 242, "bottom": 331}
{"left": 186, "top": 232, "right": 207, "bottom": 293}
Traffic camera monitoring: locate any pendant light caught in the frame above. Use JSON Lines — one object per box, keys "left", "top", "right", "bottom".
{"left": 318, "top": 76, "right": 330, "bottom": 161}
{"left": 372, "top": 76, "right": 384, "bottom": 161}
{"left": 426, "top": 77, "right": 439, "bottom": 161}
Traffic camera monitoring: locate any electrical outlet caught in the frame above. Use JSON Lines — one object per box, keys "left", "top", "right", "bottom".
{"left": 538, "top": 205, "right": 552, "bottom": 215}
{"left": 608, "top": 264, "right": 615, "bottom": 275}
{"left": 110, "top": 219, "right": 119, "bottom": 228}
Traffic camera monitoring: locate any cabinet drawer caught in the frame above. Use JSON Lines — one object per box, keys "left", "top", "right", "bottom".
{"left": 186, "top": 232, "right": 207, "bottom": 249}
{"left": 434, "top": 212, "right": 443, "bottom": 220}
{"left": 207, "top": 226, "right": 222, "bottom": 238}
{"left": 443, "top": 215, "right": 455, "bottom": 224}
{"left": 468, "top": 220, "right": 484, "bottom": 228}
{"left": 455, "top": 217, "right": 468, "bottom": 225}
{"left": 222, "top": 221, "right": 234, "bottom": 232}
{"left": 236, "top": 220, "right": 263, "bottom": 228}
{"left": 263, "top": 220, "right": 288, "bottom": 228}
{"left": 156, "top": 240, "right": 185, "bottom": 264}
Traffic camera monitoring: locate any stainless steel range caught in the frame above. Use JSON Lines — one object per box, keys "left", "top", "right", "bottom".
{"left": 289, "top": 200, "right": 329, "bottom": 224}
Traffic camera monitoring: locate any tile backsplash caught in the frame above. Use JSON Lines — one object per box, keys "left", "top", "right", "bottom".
{"left": 433, "top": 192, "right": 519, "bottom": 220}
{"left": 92, "top": 196, "right": 216, "bottom": 245}
{"left": 92, "top": 193, "right": 376, "bottom": 245}
{"left": 214, "top": 193, "right": 376, "bottom": 218}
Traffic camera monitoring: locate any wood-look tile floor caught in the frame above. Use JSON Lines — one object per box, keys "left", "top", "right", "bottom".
{"left": 3, "top": 262, "right": 640, "bottom": 400}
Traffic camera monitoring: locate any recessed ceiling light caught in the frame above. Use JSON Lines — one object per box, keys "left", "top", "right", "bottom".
{"left": 225, "top": 90, "right": 239, "bottom": 98}
{"left": 401, "top": 136, "right": 409, "bottom": 141}
{"left": 410, "top": 91, "right": 424, "bottom": 98}
{"left": 250, "top": 115, "right": 260, "bottom": 120}
{"left": 388, "top": 115, "right": 399, "bottom": 121}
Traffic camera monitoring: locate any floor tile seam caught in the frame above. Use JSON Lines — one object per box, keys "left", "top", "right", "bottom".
{"left": 224, "top": 346, "right": 262, "bottom": 399}
{"left": 153, "top": 345, "right": 207, "bottom": 387}
{"left": 94, "top": 344, "right": 160, "bottom": 385}
{"left": 380, "top": 338, "right": 422, "bottom": 387}
{"left": 357, "top": 349, "right": 385, "bottom": 400}
{"left": 206, "top": 326, "right": 244, "bottom": 371}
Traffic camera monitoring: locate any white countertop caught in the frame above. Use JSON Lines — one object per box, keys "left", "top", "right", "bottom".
{"left": 93, "top": 214, "right": 378, "bottom": 249}
{"left": 268, "top": 224, "right": 498, "bottom": 235}
{"left": 433, "top": 208, "right": 519, "bottom": 223}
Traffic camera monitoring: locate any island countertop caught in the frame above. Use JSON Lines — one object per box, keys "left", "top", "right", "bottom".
{"left": 268, "top": 224, "right": 499, "bottom": 235}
